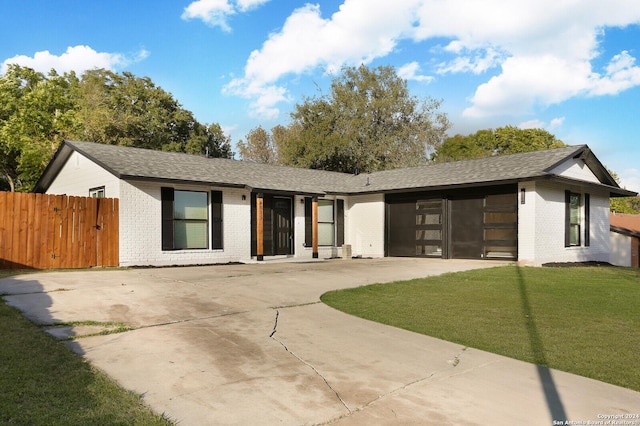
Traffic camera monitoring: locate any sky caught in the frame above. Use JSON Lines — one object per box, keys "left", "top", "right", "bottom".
{"left": 2, "top": 0, "right": 640, "bottom": 191}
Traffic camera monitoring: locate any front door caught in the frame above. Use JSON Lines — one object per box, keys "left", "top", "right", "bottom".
{"left": 273, "top": 197, "right": 292, "bottom": 255}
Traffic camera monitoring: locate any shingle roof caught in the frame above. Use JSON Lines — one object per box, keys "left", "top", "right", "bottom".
{"left": 610, "top": 213, "right": 640, "bottom": 234}
{"left": 35, "top": 140, "right": 634, "bottom": 196}
{"left": 49, "top": 141, "right": 355, "bottom": 195}
{"left": 359, "top": 145, "right": 590, "bottom": 192}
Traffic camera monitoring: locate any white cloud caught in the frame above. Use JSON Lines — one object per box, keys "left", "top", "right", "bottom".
{"left": 236, "top": 0, "right": 270, "bottom": 12}
{"left": 182, "top": 0, "right": 234, "bottom": 31}
{"left": 225, "top": 0, "right": 419, "bottom": 118}
{"left": 588, "top": 51, "right": 640, "bottom": 96}
{"left": 397, "top": 62, "right": 433, "bottom": 82}
{"left": 548, "top": 117, "right": 565, "bottom": 130}
{"left": 517, "top": 117, "right": 564, "bottom": 131}
{"left": 182, "top": 0, "right": 270, "bottom": 31}
{"left": 1, "top": 45, "right": 148, "bottom": 75}
{"left": 227, "top": 0, "right": 640, "bottom": 119}
{"left": 437, "top": 47, "right": 504, "bottom": 75}
{"left": 518, "top": 119, "right": 546, "bottom": 130}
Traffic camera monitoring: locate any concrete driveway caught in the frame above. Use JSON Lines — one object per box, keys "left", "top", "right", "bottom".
{"left": 1, "top": 258, "right": 639, "bottom": 425}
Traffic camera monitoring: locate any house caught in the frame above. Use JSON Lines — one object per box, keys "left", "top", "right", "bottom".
{"left": 34, "top": 140, "right": 636, "bottom": 267}
{"left": 610, "top": 213, "right": 640, "bottom": 267}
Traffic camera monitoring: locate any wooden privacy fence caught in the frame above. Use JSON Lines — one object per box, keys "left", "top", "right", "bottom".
{"left": 0, "top": 192, "right": 119, "bottom": 269}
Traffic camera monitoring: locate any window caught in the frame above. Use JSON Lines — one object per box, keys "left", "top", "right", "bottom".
{"left": 89, "top": 186, "right": 105, "bottom": 198}
{"left": 161, "top": 188, "right": 224, "bottom": 250}
{"left": 304, "top": 198, "right": 344, "bottom": 247}
{"left": 318, "top": 199, "right": 335, "bottom": 246}
{"left": 174, "top": 191, "right": 208, "bottom": 249}
{"left": 565, "top": 191, "right": 590, "bottom": 247}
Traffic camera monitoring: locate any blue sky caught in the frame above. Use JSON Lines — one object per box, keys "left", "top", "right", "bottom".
{"left": 2, "top": 0, "right": 640, "bottom": 191}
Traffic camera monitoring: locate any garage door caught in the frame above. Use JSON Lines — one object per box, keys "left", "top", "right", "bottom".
{"left": 386, "top": 189, "right": 517, "bottom": 260}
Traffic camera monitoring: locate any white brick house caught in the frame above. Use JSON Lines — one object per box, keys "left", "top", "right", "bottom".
{"left": 34, "top": 141, "right": 635, "bottom": 267}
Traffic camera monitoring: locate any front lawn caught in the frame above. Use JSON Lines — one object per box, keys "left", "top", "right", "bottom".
{"left": 321, "top": 265, "right": 640, "bottom": 391}
{"left": 0, "top": 270, "right": 173, "bottom": 425}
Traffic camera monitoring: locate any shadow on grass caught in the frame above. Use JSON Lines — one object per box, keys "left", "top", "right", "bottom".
{"left": 0, "top": 271, "right": 169, "bottom": 425}
{"left": 515, "top": 266, "right": 567, "bottom": 423}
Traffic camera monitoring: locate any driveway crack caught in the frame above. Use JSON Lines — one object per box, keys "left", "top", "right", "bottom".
{"left": 451, "top": 346, "right": 468, "bottom": 367}
{"left": 269, "top": 309, "right": 351, "bottom": 414}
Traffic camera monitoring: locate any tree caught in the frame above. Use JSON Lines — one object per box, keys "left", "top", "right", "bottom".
{"left": 237, "top": 126, "right": 278, "bottom": 164}
{"left": 0, "top": 65, "right": 232, "bottom": 192}
{"left": 0, "top": 65, "right": 80, "bottom": 192}
{"left": 431, "top": 126, "right": 566, "bottom": 163}
{"left": 607, "top": 170, "right": 640, "bottom": 214}
{"left": 74, "top": 69, "right": 230, "bottom": 155}
{"left": 277, "top": 65, "right": 450, "bottom": 173}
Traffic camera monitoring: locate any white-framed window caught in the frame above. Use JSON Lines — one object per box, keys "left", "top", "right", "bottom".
{"left": 173, "top": 190, "right": 209, "bottom": 249}
{"left": 304, "top": 197, "right": 345, "bottom": 247}
{"left": 89, "top": 186, "right": 105, "bottom": 198}
{"left": 318, "top": 199, "right": 335, "bottom": 246}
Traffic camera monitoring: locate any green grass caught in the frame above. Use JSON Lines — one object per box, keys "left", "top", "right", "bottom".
{"left": 321, "top": 265, "right": 640, "bottom": 392}
{"left": 0, "top": 270, "right": 173, "bottom": 425}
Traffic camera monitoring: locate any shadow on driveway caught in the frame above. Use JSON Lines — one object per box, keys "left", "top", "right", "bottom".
{"left": 1, "top": 259, "right": 639, "bottom": 425}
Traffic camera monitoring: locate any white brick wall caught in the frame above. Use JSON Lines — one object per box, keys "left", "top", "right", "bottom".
{"left": 346, "top": 194, "right": 385, "bottom": 258}
{"left": 46, "top": 151, "right": 120, "bottom": 198}
{"left": 518, "top": 181, "right": 610, "bottom": 265}
{"left": 119, "top": 181, "right": 252, "bottom": 267}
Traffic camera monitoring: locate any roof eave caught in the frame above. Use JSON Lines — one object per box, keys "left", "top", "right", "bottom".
{"left": 610, "top": 225, "right": 640, "bottom": 238}
{"left": 546, "top": 175, "right": 637, "bottom": 197}
{"left": 123, "top": 176, "right": 327, "bottom": 197}
{"left": 342, "top": 178, "right": 525, "bottom": 196}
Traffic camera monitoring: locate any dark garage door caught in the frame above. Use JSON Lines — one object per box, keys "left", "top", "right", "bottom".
{"left": 385, "top": 188, "right": 517, "bottom": 260}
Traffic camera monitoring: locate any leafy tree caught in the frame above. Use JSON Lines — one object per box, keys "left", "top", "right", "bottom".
{"left": 237, "top": 126, "right": 278, "bottom": 164}
{"left": 0, "top": 65, "right": 80, "bottom": 192}
{"left": 0, "top": 65, "right": 232, "bottom": 192}
{"left": 608, "top": 170, "right": 640, "bottom": 214}
{"left": 610, "top": 197, "right": 640, "bottom": 214}
{"left": 431, "top": 126, "right": 566, "bottom": 163}
{"left": 74, "top": 69, "right": 231, "bottom": 156}
{"left": 276, "top": 65, "right": 450, "bottom": 173}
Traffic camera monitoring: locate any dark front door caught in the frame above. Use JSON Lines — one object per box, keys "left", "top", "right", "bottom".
{"left": 273, "top": 197, "right": 292, "bottom": 255}
{"left": 449, "top": 198, "right": 484, "bottom": 259}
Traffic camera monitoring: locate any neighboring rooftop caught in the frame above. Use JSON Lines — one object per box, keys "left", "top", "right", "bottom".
{"left": 611, "top": 213, "right": 640, "bottom": 234}
{"left": 35, "top": 140, "right": 636, "bottom": 197}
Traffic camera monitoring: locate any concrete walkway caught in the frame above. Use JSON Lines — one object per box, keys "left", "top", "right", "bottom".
{"left": 1, "top": 258, "right": 639, "bottom": 425}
